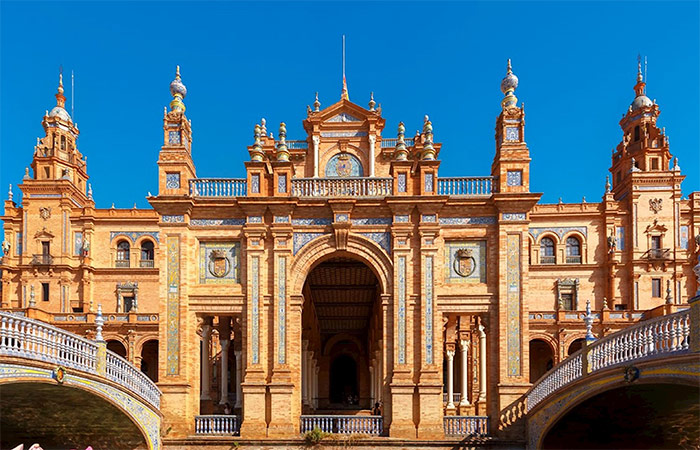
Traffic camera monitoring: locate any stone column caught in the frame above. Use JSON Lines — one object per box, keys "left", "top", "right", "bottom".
{"left": 446, "top": 346, "right": 456, "bottom": 410}
{"left": 478, "top": 323, "right": 487, "bottom": 402}
{"left": 311, "top": 359, "right": 318, "bottom": 409}
{"left": 459, "top": 339, "right": 470, "bottom": 407}
{"left": 302, "top": 340, "right": 309, "bottom": 406}
{"left": 201, "top": 318, "right": 212, "bottom": 400}
{"left": 220, "top": 339, "right": 230, "bottom": 404}
{"left": 312, "top": 136, "right": 320, "bottom": 178}
{"left": 375, "top": 348, "right": 382, "bottom": 402}
{"left": 368, "top": 135, "right": 376, "bottom": 177}
{"left": 234, "top": 350, "right": 242, "bottom": 408}
{"left": 313, "top": 364, "right": 320, "bottom": 409}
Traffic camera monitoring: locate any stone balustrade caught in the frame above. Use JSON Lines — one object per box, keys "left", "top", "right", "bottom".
{"left": 380, "top": 137, "right": 415, "bottom": 148}
{"left": 526, "top": 308, "right": 690, "bottom": 412}
{"left": 291, "top": 177, "right": 393, "bottom": 198}
{"left": 443, "top": 416, "right": 490, "bottom": 437}
{"left": 0, "top": 311, "right": 161, "bottom": 410}
{"left": 195, "top": 415, "right": 240, "bottom": 435}
{"left": 300, "top": 415, "right": 383, "bottom": 435}
{"left": 442, "top": 392, "right": 462, "bottom": 403}
{"left": 437, "top": 177, "right": 493, "bottom": 196}
{"left": 286, "top": 140, "right": 309, "bottom": 150}
{"left": 189, "top": 178, "right": 247, "bottom": 197}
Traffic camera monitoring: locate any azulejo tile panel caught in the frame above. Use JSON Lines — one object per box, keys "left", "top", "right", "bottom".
{"left": 394, "top": 215, "right": 410, "bottom": 223}
{"left": 529, "top": 226, "right": 587, "bottom": 240}
{"left": 278, "top": 256, "right": 286, "bottom": 364}
{"left": 425, "top": 256, "right": 434, "bottom": 365}
{"left": 198, "top": 242, "right": 240, "bottom": 284}
{"left": 110, "top": 231, "right": 160, "bottom": 243}
{"left": 360, "top": 232, "right": 391, "bottom": 254}
{"left": 351, "top": 217, "right": 392, "bottom": 225}
{"left": 502, "top": 213, "right": 526, "bottom": 221}
{"left": 166, "top": 236, "right": 180, "bottom": 376}
{"left": 292, "top": 218, "right": 332, "bottom": 226}
{"left": 190, "top": 218, "right": 245, "bottom": 226}
{"left": 445, "top": 241, "right": 487, "bottom": 283}
{"left": 74, "top": 231, "right": 83, "bottom": 256}
{"left": 507, "top": 234, "right": 521, "bottom": 377}
{"left": 439, "top": 216, "right": 496, "bottom": 225}
{"left": 293, "top": 232, "right": 326, "bottom": 255}
{"left": 421, "top": 214, "right": 437, "bottom": 222}
{"left": 165, "top": 172, "right": 181, "bottom": 189}
{"left": 506, "top": 170, "right": 523, "bottom": 186}
{"left": 398, "top": 256, "right": 407, "bottom": 365}
{"left": 162, "top": 215, "right": 184, "bottom": 223}
{"left": 251, "top": 256, "right": 260, "bottom": 364}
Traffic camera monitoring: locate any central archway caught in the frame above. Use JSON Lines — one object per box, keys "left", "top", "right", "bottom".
{"left": 301, "top": 255, "right": 384, "bottom": 412}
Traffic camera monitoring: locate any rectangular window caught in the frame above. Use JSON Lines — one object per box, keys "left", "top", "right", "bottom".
{"left": 651, "top": 278, "right": 661, "bottom": 298}
{"left": 42, "top": 241, "right": 50, "bottom": 256}
{"left": 74, "top": 232, "right": 83, "bottom": 256}
{"left": 650, "top": 158, "right": 659, "bottom": 170}
{"left": 123, "top": 296, "right": 134, "bottom": 313}
{"left": 42, "top": 283, "right": 49, "bottom": 302}
{"left": 16, "top": 232, "right": 22, "bottom": 255}
{"left": 614, "top": 304, "right": 626, "bottom": 311}
{"left": 615, "top": 171, "right": 621, "bottom": 186}
{"left": 651, "top": 235, "right": 661, "bottom": 249}
{"left": 561, "top": 293, "right": 574, "bottom": 311}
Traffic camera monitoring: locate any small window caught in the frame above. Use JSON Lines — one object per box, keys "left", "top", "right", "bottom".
{"left": 566, "top": 237, "right": 582, "bottom": 264}
{"left": 140, "top": 240, "right": 154, "bottom": 267}
{"left": 42, "top": 283, "right": 49, "bottom": 302}
{"left": 634, "top": 126, "right": 640, "bottom": 142}
{"left": 614, "top": 304, "right": 626, "bottom": 311}
{"left": 540, "top": 237, "right": 555, "bottom": 264}
{"left": 123, "top": 296, "right": 135, "bottom": 313}
{"left": 561, "top": 293, "right": 574, "bottom": 311}
{"left": 44, "top": 167, "right": 50, "bottom": 179}
{"left": 42, "top": 241, "right": 50, "bottom": 256}
{"left": 650, "top": 158, "right": 659, "bottom": 170}
{"left": 651, "top": 278, "right": 661, "bottom": 298}
{"left": 651, "top": 235, "right": 661, "bottom": 249}
{"left": 60, "top": 135, "right": 66, "bottom": 151}
{"left": 116, "top": 240, "right": 130, "bottom": 267}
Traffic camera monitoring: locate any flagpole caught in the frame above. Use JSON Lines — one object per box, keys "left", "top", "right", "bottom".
{"left": 71, "top": 70, "right": 75, "bottom": 121}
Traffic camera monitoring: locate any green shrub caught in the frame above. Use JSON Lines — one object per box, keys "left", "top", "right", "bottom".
{"left": 304, "top": 427, "right": 329, "bottom": 446}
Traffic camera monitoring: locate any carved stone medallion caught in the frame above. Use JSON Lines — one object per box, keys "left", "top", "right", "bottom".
{"left": 208, "top": 249, "right": 230, "bottom": 278}
{"left": 649, "top": 198, "right": 662, "bottom": 214}
{"left": 453, "top": 248, "right": 476, "bottom": 277}
{"left": 39, "top": 207, "right": 52, "bottom": 220}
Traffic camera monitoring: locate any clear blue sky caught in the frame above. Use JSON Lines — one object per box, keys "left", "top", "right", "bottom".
{"left": 1, "top": 1, "right": 698, "bottom": 208}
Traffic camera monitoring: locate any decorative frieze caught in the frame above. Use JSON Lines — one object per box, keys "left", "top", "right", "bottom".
{"left": 394, "top": 215, "right": 409, "bottom": 223}
{"left": 421, "top": 214, "right": 437, "bottom": 223}
{"left": 293, "top": 232, "right": 326, "bottom": 255}
{"left": 162, "top": 215, "right": 184, "bottom": 223}
{"left": 529, "top": 226, "right": 587, "bottom": 240}
{"left": 190, "top": 218, "right": 245, "bottom": 226}
{"left": 439, "top": 216, "right": 496, "bottom": 225}
{"left": 360, "top": 232, "right": 391, "bottom": 254}
{"left": 398, "top": 256, "right": 407, "bottom": 365}
{"left": 502, "top": 213, "right": 526, "bottom": 221}
{"left": 351, "top": 217, "right": 392, "bottom": 226}
{"left": 292, "top": 218, "right": 332, "bottom": 226}
{"left": 247, "top": 216, "right": 263, "bottom": 224}
{"left": 110, "top": 231, "right": 160, "bottom": 243}
{"left": 274, "top": 216, "right": 290, "bottom": 223}
{"left": 166, "top": 236, "right": 180, "bottom": 376}
{"left": 506, "top": 234, "right": 521, "bottom": 377}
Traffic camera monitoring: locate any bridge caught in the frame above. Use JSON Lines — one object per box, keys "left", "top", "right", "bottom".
{"left": 0, "top": 309, "right": 161, "bottom": 450}
{"left": 524, "top": 305, "right": 699, "bottom": 449}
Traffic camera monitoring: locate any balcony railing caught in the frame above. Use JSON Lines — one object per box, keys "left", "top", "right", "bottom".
{"left": 115, "top": 260, "right": 130, "bottom": 268}
{"left": 442, "top": 392, "right": 462, "bottom": 403}
{"left": 643, "top": 248, "right": 671, "bottom": 260}
{"left": 526, "top": 308, "right": 690, "bottom": 412}
{"left": 437, "top": 177, "right": 493, "bottom": 196}
{"left": 565, "top": 255, "right": 582, "bottom": 264}
{"left": 139, "top": 259, "right": 154, "bottom": 268}
{"left": 380, "top": 137, "right": 415, "bottom": 148}
{"left": 539, "top": 256, "right": 556, "bottom": 265}
{"left": 0, "top": 311, "right": 161, "bottom": 409}
{"left": 189, "top": 178, "right": 247, "bottom": 198}
{"left": 195, "top": 415, "right": 240, "bottom": 435}
{"left": 300, "top": 415, "right": 383, "bottom": 435}
{"left": 291, "top": 177, "right": 393, "bottom": 198}
{"left": 286, "top": 140, "right": 309, "bottom": 150}
{"left": 443, "top": 416, "right": 490, "bottom": 436}
{"left": 30, "top": 254, "right": 53, "bottom": 265}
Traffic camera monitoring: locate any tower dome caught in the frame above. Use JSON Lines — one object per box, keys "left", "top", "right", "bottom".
{"left": 49, "top": 106, "right": 72, "bottom": 122}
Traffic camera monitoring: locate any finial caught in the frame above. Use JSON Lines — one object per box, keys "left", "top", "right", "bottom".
{"left": 507, "top": 58, "right": 512, "bottom": 74}
{"left": 582, "top": 196, "right": 586, "bottom": 203}
{"left": 665, "top": 280, "right": 673, "bottom": 305}
{"left": 24, "top": 167, "right": 30, "bottom": 180}
{"left": 394, "top": 121, "right": 408, "bottom": 161}
{"left": 8, "top": 184, "right": 12, "bottom": 201}
{"left": 111, "top": 202, "right": 115, "bottom": 209}
{"left": 584, "top": 299, "right": 595, "bottom": 341}
{"left": 55, "top": 69, "right": 66, "bottom": 108}
{"left": 313, "top": 92, "right": 320, "bottom": 112}
{"left": 558, "top": 197, "right": 563, "bottom": 204}
{"left": 500, "top": 59, "right": 519, "bottom": 108}
{"left": 605, "top": 176, "right": 611, "bottom": 193}
{"left": 421, "top": 115, "right": 435, "bottom": 160}
{"left": 260, "top": 118, "right": 267, "bottom": 137}
{"left": 250, "top": 124, "right": 263, "bottom": 162}
{"left": 276, "top": 122, "right": 289, "bottom": 162}
{"left": 169, "top": 65, "right": 187, "bottom": 113}
{"left": 603, "top": 297, "right": 609, "bottom": 310}
{"left": 341, "top": 35, "right": 349, "bottom": 100}
{"left": 95, "top": 304, "right": 104, "bottom": 341}
{"left": 133, "top": 202, "right": 137, "bottom": 209}
{"left": 673, "top": 157, "right": 680, "bottom": 171}
{"left": 369, "top": 92, "right": 376, "bottom": 111}
{"left": 637, "top": 54, "right": 643, "bottom": 82}
{"left": 88, "top": 183, "right": 93, "bottom": 200}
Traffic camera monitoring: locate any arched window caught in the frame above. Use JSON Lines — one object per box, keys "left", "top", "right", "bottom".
{"left": 540, "top": 237, "right": 555, "bottom": 264}
{"left": 140, "top": 240, "right": 154, "bottom": 268}
{"left": 116, "top": 240, "right": 130, "bottom": 267}
{"left": 566, "top": 237, "right": 582, "bottom": 264}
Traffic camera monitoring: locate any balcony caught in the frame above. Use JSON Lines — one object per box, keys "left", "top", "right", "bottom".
{"left": 30, "top": 254, "right": 53, "bottom": 265}
{"left": 190, "top": 178, "right": 247, "bottom": 198}
{"left": 300, "top": 415, "right": 383, "bottom": 435}
{"left": 565, "top": 255, "right": 582, "bottom": 264}
{"left": 643, "top": 248, "right": 671, "bottom": 260}
{"left": 437, "top": 176, "right": 493, "bottom": 196}
{"left": 195, "top": 415, "right": 240, "bottom": 435}
{"left": 539, "top": 255, "right": 556, "bottom": 265}
{"left": 115, "top": 260, "right": 130, "bottom": 268}
{"left": 139, "top": 259, "right": 154, "bottom": 268}
{"left": 291, "top": 177, "right": 393, "bottom": 198}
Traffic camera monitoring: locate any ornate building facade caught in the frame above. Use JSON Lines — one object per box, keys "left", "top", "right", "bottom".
{"left": 1, "top": 61, "right": 698, "bottom": 442}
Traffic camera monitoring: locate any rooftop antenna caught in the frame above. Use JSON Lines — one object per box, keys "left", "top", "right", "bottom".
{"left": 71, "top": 70, "right": 75, "bottom": 121}
{"left": 343, "top": 34, "right": 346, "bottom": 83}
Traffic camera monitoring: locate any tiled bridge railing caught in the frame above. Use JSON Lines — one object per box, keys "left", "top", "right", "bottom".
{"left": 525, "top": 308, "right": 691, "bottom": 412}
{"left": 300, "top": 415, "right": 383, "bottom": 435}
{"left": 0, "top": 311, "right": 161, "bottom": 410}
{"left": 195, "top": 415, "right": 240, "bottom": 435}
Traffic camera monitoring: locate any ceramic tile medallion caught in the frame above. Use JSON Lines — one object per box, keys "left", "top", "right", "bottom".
{"left": 397, "top": 255, "right": 407, "bottom": 364}
{"left": 166, "top": 172, "right": 181, "bottom": 189}
{"left": 445, "top": 240, "right": 487, "bottom": 283}
{"left": 198, "top": 242, "right": 240, "bottom": 284}
{"left": 325, "top": 153, "right": 363, "bottom": 177}
{"left": 166, "top": 235, "right": 180, "bottom": 376}
{"left": 507, "top": 233, "right": 521, "bottom": 376}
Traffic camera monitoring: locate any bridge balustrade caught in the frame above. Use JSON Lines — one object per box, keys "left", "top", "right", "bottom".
{"left": 0, "top": 311, "right": 161, "bottom": 410}
{"left": 300, "top": 415, "right": 383, "bottom": 435}
{"left": 526, "top": 308, "right": 690, "bottom": 412}
{"left": 443, "top": 416, "right": 490, "bottom": 437}
{"left": 195, "top": 415, "right": 240, "bottom": 435}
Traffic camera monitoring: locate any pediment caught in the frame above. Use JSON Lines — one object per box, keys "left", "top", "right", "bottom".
{"left": 328, "top": 112, "right": 362, "bottom": 123}
{"left": 316, "top": 99, "right": 373, "bottom": 124}
{"left": 644, "top": 219, "right": 668, "bottom": 234}
{"left": 34, "top": 227, "right": 55, "bottom": 239}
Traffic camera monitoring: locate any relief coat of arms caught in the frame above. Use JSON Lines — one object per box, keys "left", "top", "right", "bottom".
{"left": 453, "top": 248, "right": 476, "bottom": 277}
{"left": 39, "top": 207, "right": 51, "bottom": 220}
{"left": 208, "top": 249, "right": 231, "bottom": 278}
{"left": 336, "top": 153, "right": 352, "bottom": 177}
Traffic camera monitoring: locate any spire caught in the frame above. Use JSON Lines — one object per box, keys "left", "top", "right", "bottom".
{"left": 55, "top": 70, "right": 66, "bottom": 108}
{"left": 421, "top": 115, "right": 436, "bottom": 160}
{"left": 394, "top": 122, "right": 408, "bottom": 161}
{"left": 500, "top": 59, "right": 519, "bottom": 109}
{"left": 313, "top": 92, "right": 321, "bottom": 112}
{"left": 169, "top": 65, "right": 187, "bottom": 113}
{"left": 369, "top": 92, "right": 376, "bottom": 111}
{"left": 341, "top": 35, "right": 349, "bottom": 100}
{"left": 276, "top": 122, "right": 290, "bottom": 162}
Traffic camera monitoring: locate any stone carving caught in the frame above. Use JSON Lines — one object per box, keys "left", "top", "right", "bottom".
{"left": 453, "top": 249, "right": 476, "bottom": 277}
{"left": 649, "top": 198, "right": 663, "bottom": 214}
{"left": 39, "top": 207, "right": 51, "bottom": 220}
{"left": 1, "top": 240, "right": 10, "bottom": 256}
